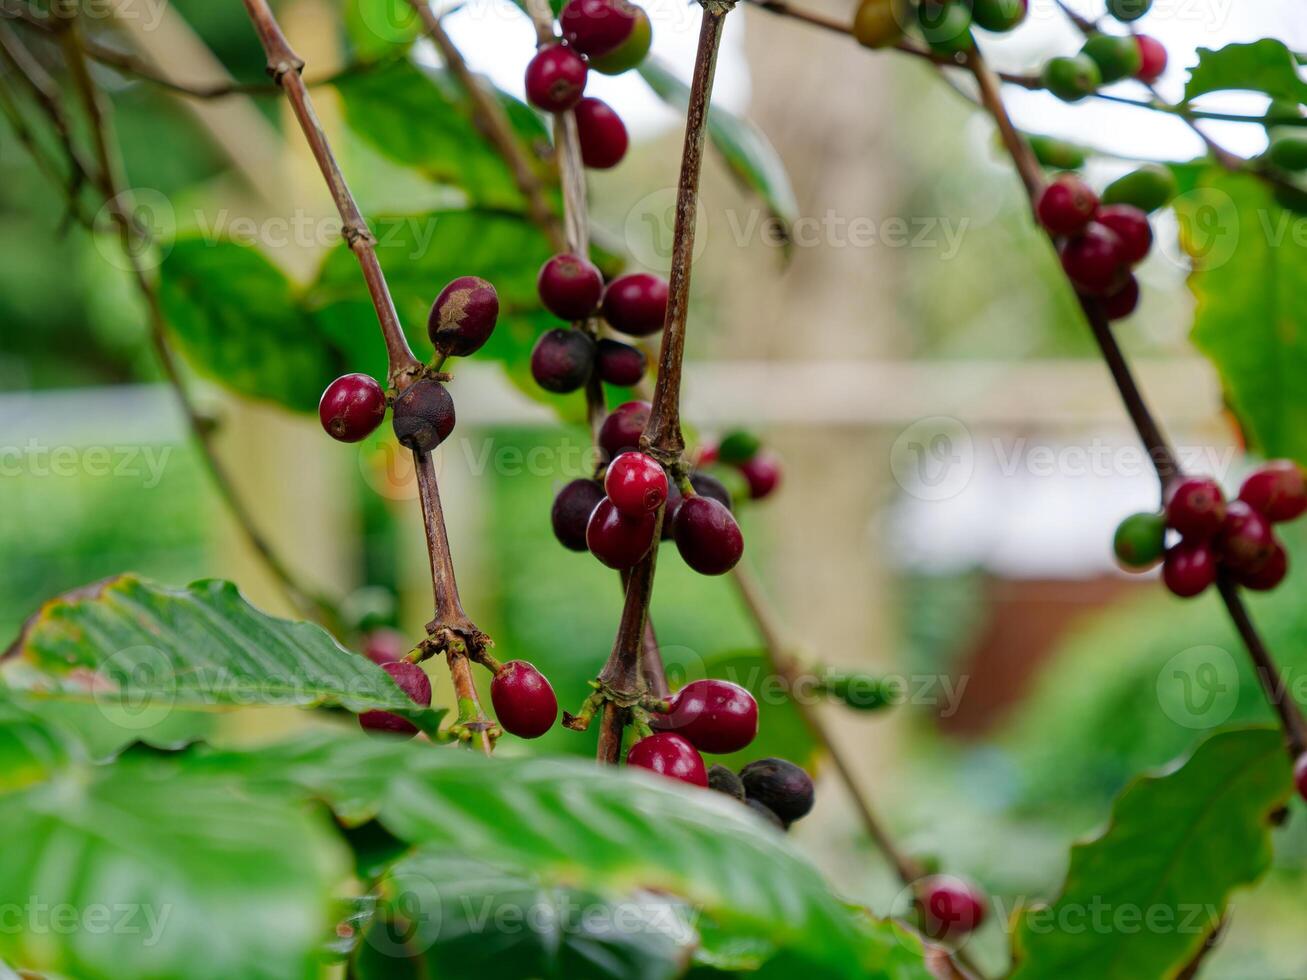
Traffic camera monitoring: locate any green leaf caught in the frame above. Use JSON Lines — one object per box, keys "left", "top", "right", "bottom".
{"left": 1184, "top": 40, "right": 1307, "bottom": 104}
{"left": 639, "top": 58, "right": 799, "bottom": 253}
{"left": 1, "top": 575, "right": 444, "bottom": 733}
{"left": 0, "top": 698, "right": 71, "bottom": 793}
{"left": 1176, "top": 168, "right": 1307, "bottom": 463}
{"left": 343, "top": 0, "right": 422, "bottom": 59}
{"left": 1009, "top": 728, "right": 1292, "bottom": 979}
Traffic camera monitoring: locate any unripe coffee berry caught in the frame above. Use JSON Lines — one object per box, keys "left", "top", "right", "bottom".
{"left": 717, "top": 429, "right": 761, "bottom": 465}
{"left": 490, "top": 660, "right": 558, "bottom": 739}
{"left": 917, "top": 0, "right": 972, "bottom": 54}
{"left": 392, "top": 379, "right": 456, "bottom": 453}
{"left": 1102, "top": 164, "right": 1176, "bottom": 213}
{"left": 653, "top": 679, "right": 758, "bottom": 754}
{"left": 586, "top": 497, "right": 657, "bottom": 568}
{"left": 538, "top": 253, "right": 604, "bottom": 320}
{"left": 1041, "top": 55, "right": 1101, "bottom": 103}
{"left": 428, "top": 276, "right": 498, "bottom": 357}
{"left": 739, "top": 758, "right": 814, "bottom": 823}
{"left": 1061, "top": 223, "right": 1126, "bottom": 296}
{"left": 531, "top": 328, "right": 596, "bottom": 393}
{"left": 1216, "top": 500, "right": 1277, "bottom": 575}
{"left": 1082, "top": 33, "right": 1142, "bottom": 84}
{"left": 1103, "top": 274, "right": 1140, "bottom": 321}
{"left": 1096, "top": 204, "right": 1153, "bottom": 265}
{"left": 560, "top": 0, "right": 637, "bottom": 58}
{"left": 589, "top": 5, "right": 651, "bottom": 75}
{"left": 1106, "top": 0, "right": 1151, "bottom": 22}
{"left": 1135, "top": 35, "right": 1167, "bottom": 82}
{"left": 739, "top": 452, "right": 783, "bottom": 500}
{"left": 359, "top": 661, "right": 432, "bottom": 738}
{"left": 1037, "top": 175, "right": 1099, "bottom": 237}
{"left": 626, "top": 732, "right": 708, "bottom": 786}
{"left": 524, "top": 44, "right": 587, "bottom": 113}
{"left": 1238, "top": 461, "right": 1307, "bottom": 523}
{"left": 1162, "top": 540, "right": 1217, "bottom": 598}
{"left": 1165, "top": 476, "right": 1226, "bottom": 539}
{"left": 605, "top": 451, "right": 669, "bottom": 516}
{"left": 595, "top": 338, "right": 647, "bottom": 386}
{"left": 920, "top": 876, "right": 988, "bottom": 941}
{"left": 574, "top": 97, "right": 629, "bottom": 169}
{"left": 552, "top": 478, "right": 606, "bottom": 551}
{"left": 673, "top": 496, "right": 744, "bottom": 575}
{"left": 971, "top": 0, "right": 1026, "bottom": 32}
{"left": 598, "top": 400, "right": 651, "bottom": 460}
{"left": 602, "top": 273, "right": 669, "bottom": 336}
{"left": 320, "top": 373, "right": 387, "bottom": 443}
{"left": 1113, "top": 511, "right": 1166, "bottom": 570}
{"left": 1235, "top": 542, "right": 1287, "bottom": 592}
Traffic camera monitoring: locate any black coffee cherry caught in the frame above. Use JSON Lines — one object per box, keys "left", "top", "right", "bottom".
{"left": 673, "top": 496, "right": 744, "bottom": 575}
{"left": 740, "top": 758, "right": 814, "bottom": 824}
{"left": 595, "top": 338, "right": 647, "bottom": 386}
{"left": 428, "top": 276, "right": 498, "bottom": 357}
{"left": 552, "top": 478, "right": 606, "bottom": 551}
{"left": 391, "top": 380, "right": 456, "bottom": 453}
{"left": 531, "top": 328, "right": 596, "bottom": 393}
{"left": 707, "top": 764, "right": 746, "bottom": 800}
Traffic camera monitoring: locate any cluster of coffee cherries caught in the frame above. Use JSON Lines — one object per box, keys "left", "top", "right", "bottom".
{"left": 852, "top": 0, "right": 1028, "bottom": 54}
{"left": 1114, "top": 460, "right": 1306, "bottom": 598}
{"left": 1040, "top": 1, "right": 1167, "bottom": 101}
{"left": 698, "top": 429, "right": 783, "bottom": 503}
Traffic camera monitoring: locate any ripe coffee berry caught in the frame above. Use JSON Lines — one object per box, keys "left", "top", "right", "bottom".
{"left": 604, "top": 451, "right": 669, "bottom": 516}
{"left": 598, "top": 400, "right": 651, "bottom": 459}
{"left": 320, "top": 374, "right": 387, "bottom": 443}
{"left": 690, "top": 472, "right": 734, "bottom": 511}
{"left": 392, "top": 379, "right": 456, "bottom": 453}
{"left": 490, "top": 660, "right": 558, "bottom": 739}
{"left": 1235, "top": 543, "right": 1288, "bottom": 592}
{"left": 560, "top": 0, "right": 637, "bottom": 57}
{"left": 359, "top": 661, "right": 432, "bottom": 738}
{"left": 739, "top": 452, "right": 782, "bottom": 500}
{"left": 1293, "top": 753, "right": 1307, "bottom": 802}
{"left": 1036, "top": 175, "right": 1098, "bottom": 237}
{"left": 428, "top": 276, "right": 498, "bottom": 357}
{"left": 1103, "top": 274, "right": 1140, "bottom": 321}
{"left": 589, "top": 4, "right": 651, "bottom": 74}
{"left": 1238, "top": 461, "right": 1307, "bottom": 523}
{"left": 1096, "top": 204, "right": 1153, "bottom": 265}
{"left": 538, "top": 253, "right": 604, "bottom": 320}
{"left": 920, "top": 876, "right": 988, "bottom": 941}
{"left": 626, "top": 732, "right": 708, "bottom": 787}
{"left": 1162, "top": 540, "right": 1217, "bottom": 598}
{"left": 586, "top": 497, "right": 657, "bottom": 568}
{"left": 739, "top": 758, "right": 814, "bottom": 824}
{"left": 1135, "top": 34, "right": 1167, "bottom": 82}
{"left": 602, "top": 273, "right": 669, "bottom": 336}
{"left": 531, "top": 328, "right": 596, "bottom": 393}
{"left": 524, "top": 44, "right": 587, "bottom": 113}
{"left": 595, "top": 338, "right": 646, "bottom": 386}
{"left": 574, "top": 97, "right": 629, "bottom": 169}
{"left": 674, "top": 496, "right": 744, "bottom": 575}
{"left": 1217, "top": 500, "right": 1277, "bottom": 575}
{"left": 1113, "top": 511, "right": 1166, "bottom": 570}
{"left": 653, "top": 679, "right": 758, "bottom": 754}
{"left": 707, "top": 763, "right": 745, "bottom": 800}
{"left": 362, "top": 628, "right": 407, "bottom": 666}
{"left": 1061, "top": 223, "right": 1126, "bottom": 296}
{"left": 552, "top": 478, "right": 606, "bottom": 552}
{"left": 1165, "top": 476, "right": 1226, "bottom": 539}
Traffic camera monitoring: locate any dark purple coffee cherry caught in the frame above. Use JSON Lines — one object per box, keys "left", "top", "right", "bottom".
{"left": 524, "top": 43, "right": 587, "bottom": 113}
{"left": 602, "top": 273, "right": 668, "bottom": 336}
{"left": 745, "top": 798, "right": 786, "bottom": 830}
{"left": 1162, "top": 539, "right": 1217, "bottom": 598}
{"left": 707, "top": 763, "right": 745, "bottom": 800}
{"left": 552, "top": 478, "right": 606, "bottom": 552}
{"left": 653, "top": 679, "right": 758, "bottom": 754}
{"left": 428, "top": 275, "right": 499, "bottom": 357}
{"left": 490, "top": 660, "right": 558, "bottom": 739}
{"left": 359, "top": 661, "right": 432, "bottom": 739}
{"left": 689, "top": 472, "right": 733, "bottom": 511}
{"left": 575, "top": 97, "right": 629, "bottom": 170}
{"left": 391, "top": 379, "right": 456, "bottom": 453}
{"left": 531, "top": 328, "right": 596, "bottom": 393}
{"left": 595, "top": 338, "right": 647, "bottom": 386}
{"left": 319, "top": 373, "right": 387, "bottom": 443}
{"left": 362, "top": 628, "right": 407, "bottom": 666}
{"left": 538, "top": 253, "right": 604, "bottom": 320}
{"left": 1103, "top": 274, "right": 1140, "bottom": 320}
{"left": 1165, "top": 476, "right": 1226, "bottom": 540}
{"left": 586, "top": 497, "right": 657, "bottom": 569}
{"left": 739, "top": 758, "right": 814, "bottom": 823}
{"left": 1096, "top": 203, "right": 1153, "bottom": 266}
{"left": 1216, "top": 500, "right": 1277, "bottom": 575}
{"left": 626, "top": 732, "right": 708, "bottom": 786}
{"left": 673, "top": 496, "right": 744, "bottom": 575}
{"left": 560, "top": 0, "right": 638, "bottom": 57}
{"left": 1061, "top": 222, "right": 1127, "bottom": 296}
{"left": 1235, "top": 542, "right": 1288, "bottom": 592}
{"left": 598, "top": 400, "right": 651, "bottom": 460}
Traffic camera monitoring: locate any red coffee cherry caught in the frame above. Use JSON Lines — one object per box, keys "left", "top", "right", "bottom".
{"left": 1293, "top": 753, "right": 1307, "bottom": 802}
{"left": 673, "top": 495, "right": 744, "bottom": 575}
{"left": 1216, "top": 500, "right": 1277, "bottom": 575}
{"left": 739, "top": 452, "right": 782, "bottom": 500}
{"left": 560, "top": 0, "right": 638, "bottom": 57}
{"left": 319, "top": 373, "right": 387, "bottom": 443}
{"left": 653, "top": 679, "right": 758, "bottom": 754}
{"left": 602, "top": 272, "right": 669, "bottom": 336}
{"left": 392, "top": 379, "right": 456, "bottom": 453}
{"left": 739, "top": 757, "right": 814, "bottom": 823}
{"left": 490, "top": 660, "right": 558, "bottom": 739}
{"left": 595, "top": 338, "right": 647, "bottom": 386}
{"left": 531, "top": 328, "right": 596, "bottom": 393}
{"left": 1238, "top": 460, "right": 1307, "bottom": 523}
{"left": 590, "top": 4, "right": 652, "bottom": 75}
{"left": 552, "top": 478, "right": 606, "bottom": 551}
{"left": 1103, "top": 274, "right": 1140, "bottom": 320}
{"left": 1036, "top": 175, "right": 1099, "bottom": 236}
{"left": 524, "top": 44, "right": 587, "bottom": 113}
{"left": 605, "top": 451, "right": 669, "bottom": 516}
{"left": 586, "top": 497, "right": 657, "bottom": 568}
{"left": 1162, "top": 539, "right": 1217, "bottom": 598}
{"left": 1096, "top": 203, "right": 1153, "bottom": 265}
{"left": 1165, "top": 476, "right": 1227, "bottom": 539}
{"left": 626, "top": 732, "right": 709, "bottom": 787}
{"left": 538, "top": 253, "right": 605, "bottom": 320}
{"left": 428, "top": 275, "right": 498, "bottom": 357}
{"left": 574, "top": 97, "right": 629, "bottom": 169}
{"left": 920, "top": 876, "right": 988, "bottom": 941}
{"left": 362, "top": 628, "right": 407, "bottom": 666}
{"left": 598, "top": 400, "right": 651, "bottom": 460}
{"left": 1233, "top": 540, "right": 1288, "bottom": 592}
{"left": 1135, "top": 34, "right": 1167, "bottom": 83}
{"left": 359, "top": 661, "right": 432, "bottom": 738}
{"left": 1060, "top": 222, "right": 1127, "bottom": 296}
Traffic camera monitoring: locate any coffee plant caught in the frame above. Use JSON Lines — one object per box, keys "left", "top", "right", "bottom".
{"left": 0, "top": 0, "right": 1304, "bottom": 977}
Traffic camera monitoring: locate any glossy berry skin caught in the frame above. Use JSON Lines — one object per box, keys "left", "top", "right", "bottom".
{"left": 1296, "top": 753, "right": 1307, "bottom": 802}
{"left": 1162, "top": 540, "right": 1217, "bottom": 598}
{"left": 1096, "top": 204, "right": 1153, "bottom": 265}
{"left": 595, "top": 338, "right": 647, "bottom": 386}
{"left": 917, "top": 0, "right": 972, "bottom": 55}
{"left": 1106, "top": 0, "right": 1151, "bottom": 22}
{"left": 586, "top": 497, "right": 657, "bottom": 569}
{"left": 605, "top": 451, "right": 669, "bottom": 516}
{"left": 602, "top": 273, "right": 669, "bottom": 336}
{"left": 531, "top": 328, "right": 596, "bottom": 393}
{"left": 739, "top": 758, "right": 814, "bottom": 823}
{"left": 362, "top": 628, "right": 407, "bottom": 666}
{"left": 1113, "top": 511, "right": 1166, "bottom": 570}
{"left": 1102, "top": 164, "right": 1176, "bottom": 213}
{"left": 1082, "top": 33, "right": 1142, "bottom": 84}
{"left": 319, "top": 374, "right": 387, "bottom": 443}
{"left": 1135, "top": 34, "right": 1167, "bottom": 82}
{"left": 1166, "top": 476, "right": 1227, "bottom": 540}
{"left": 538, "top": 253, "right": 604, "bottom": 320}
{"left": 491, "top": 660, "right": 558, "bottom": 739}
{"left": 392, "top": 380, "right": 455, "bottom": 453}
{"left": 1235, "top": 542, "right": 1287, "bottom": 592}
{"left": 673, "top": 496, "right": 744, "bottom": 575}
{"left": 524, "top": 44, "right": 587, "bottom": 113}
{"left": 1216, "top": 500, "right": 1277, "bottom": 575}
{"left": 589, "top": 6, "right": 651, "bottom": 75}
{"left": 1061, "top": 223, "right": 1126, "bottom": 296}
{"left": 920, "top": 877, "right": 987, "bottom": 940}
{"left": 739, "top": 452, "right": 782, "bottom": 500}
{"left": 971, "top": 0, "right": 1026, "bottom": 32}
{"left": 552, "top": 478, "right": 606, "bottom": 552}
{"left": 626, "top": 732, "right": 708, "bottom": 787}
{"left": 1238, "top": 461, "right": 1307, "bottom": 523}
{"left": 691, "top": 472, "right": 734, "bottom": 511}
{"left": 575, "top": 97, "right": 629, "bottom": 169}
{"left": 598, "top": 400, "right": 651, "bottom": 460}
{"left": 1103, "top": 274, "right": 1140, "bottom": 321}
{"left": 654, "top": 679, "right": 759, "bottom": 754}
{"left": 428, "top": 276, "right": 498, "bottom": 357}
{"left": 359, "top": 661, "right": 432, "bottom": 738}
{"left": 1041, "top": 55, "right": 1101, "bottom": 103}
{"left": 852, "top": 0, "right": 903, "bottom": 49}
{"left": 1037, "top": 176, "right": 1099, "bottom": 237}
{"left": 560, "top": 0, "right": 637, "bottom": 58}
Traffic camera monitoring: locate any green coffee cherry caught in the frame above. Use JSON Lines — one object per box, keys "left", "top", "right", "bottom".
{"left": 1267, "top": 132, "right": 1307, "bottom": 172}
{"left": 1105, "top": 0, "right": 1152, "bottom": 22}
{"left": 1026, "top": 134, "right": 1089, "bottom": 170}
{"left": 1113, "top": 512, "right": 1167, "bottom": 570}
{"left": 971, "top": 0, "right": 1026, "bottom": 32}
{"left": 820, "top": 670, "right": 894, "bottom": 712}
{"left": 1041, "top": 55, "right": 1102, "bottom": 103}
{"left": 1081, "top": 33, "right": 1143, "bottom": 84}
{"left": 589, "top": 8, "right": 652, "bottom": 75}
{"left": 718, "top": 430, "right": 762, "bottom": 464}
{"left": 852, "top": 0, "right": 906, "bottom": 48}
{"left": 1101, "top": 164, "right": 1177, "bottom": 212}
{"left": 917, "top": 1, "right": 973, "bottom": 55}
